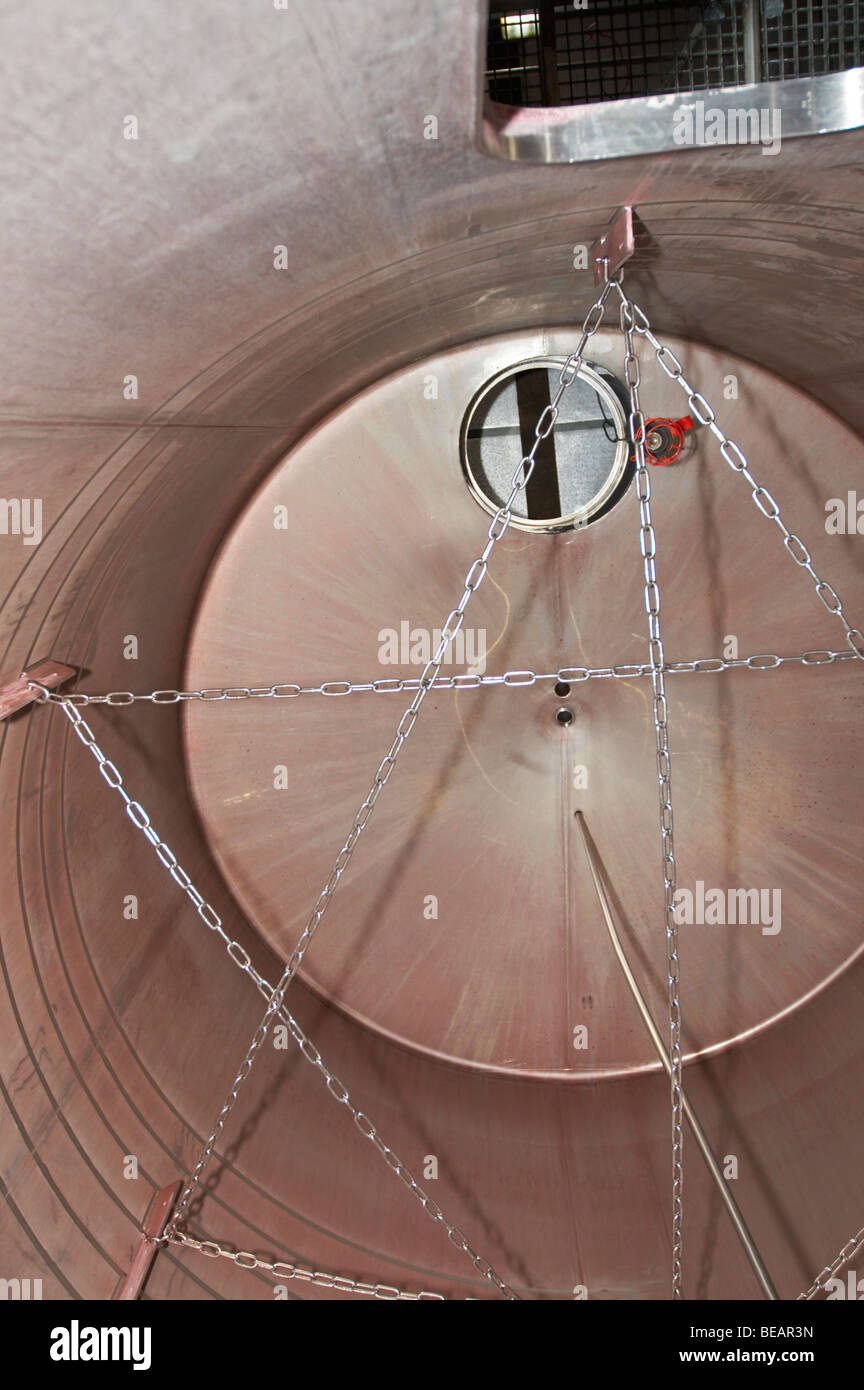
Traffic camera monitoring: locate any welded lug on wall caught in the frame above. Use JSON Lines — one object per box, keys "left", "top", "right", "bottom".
{"left": 115, "top": 1180, "right": 183, "bottom": 1302}
{"left": 592, "top": 205, "right": 635, "bottom": 284}
{"left": 0, "top": 658, "right": 77, "bottom": 720}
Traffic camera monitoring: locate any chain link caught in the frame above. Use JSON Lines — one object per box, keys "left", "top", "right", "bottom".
{"left": 165, "top": 277, "right": 616, "bottom": 1240}
{"left": 49, "top": 632, "right": 860, "bottom": 1303}
{"left": 797, "top": 1223, "right": 864, "bottom": 1301}
{"left": 50, "top": 695, "right": 518, "bottom": 1299}
{"left": 32, "top": 265, "right": 864, "bottom": 1305}
{"left": 43, "top": 635, "right": 859, "bottom": 1302}
{"left": 619, "top": 284, "right": 684, "bottom": 1300}
{"left": 242, "top": 962, "right": 519, "bottom": 1299}
{"left": 615, "top": 275, "right": 864, "bottom": 1301}
{"left": 623, "top": 296, "right": 864, "bottom": 663}
{"left": 28, "top": 648, "right": 858, "bottom": 711}
{"left": 169, "top": 1230, "right": 446, "bottom": 1300}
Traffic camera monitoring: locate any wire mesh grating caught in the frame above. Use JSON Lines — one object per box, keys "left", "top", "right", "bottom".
{"left": 762, "top": 1, "right": 864, "bottom": 80}
{"left": 485, "top": 1, "right": 864, "bottom": 107}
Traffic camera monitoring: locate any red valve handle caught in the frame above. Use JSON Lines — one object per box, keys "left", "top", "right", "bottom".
{"left": 640, "top": 415, "right": 696, "bottom": 466}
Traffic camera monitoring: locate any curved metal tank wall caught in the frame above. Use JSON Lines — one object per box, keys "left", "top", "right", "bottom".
{"left": 0, "top": 0, "right": 862, "bottom": 1300}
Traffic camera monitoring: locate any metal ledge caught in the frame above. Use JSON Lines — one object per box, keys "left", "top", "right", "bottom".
{"left": 480, "top": 67, "right": 864, "bottom": 164}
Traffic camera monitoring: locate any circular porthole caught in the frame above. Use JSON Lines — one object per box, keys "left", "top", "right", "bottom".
{"left": 460, "top": 357, "right": 631, "bottom": 533}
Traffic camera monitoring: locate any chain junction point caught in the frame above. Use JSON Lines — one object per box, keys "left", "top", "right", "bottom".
{"left": 0, "top": 658, "right": 76, "bottom": 720}
{"left": 592, "top": 205, "right": 636, "bottom": 286}
{"left": 34, "top": 265, "right": 864, "bottom": 1302}
{"left": 116, "top": 1181, "right": 183, "bottom": 1302}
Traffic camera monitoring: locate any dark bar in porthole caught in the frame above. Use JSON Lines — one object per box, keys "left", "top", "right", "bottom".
{"left": 516, "top": 370, "right": 562, "bottom": 520}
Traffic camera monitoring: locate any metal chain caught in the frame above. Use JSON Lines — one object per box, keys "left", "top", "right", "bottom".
{"left": 169, "top": 1230, "right": 446, "bottom": 1300}
{"left": 40, "top": 639, "right": 860, "bottom": 1304}
{"left": 30, "top": 270, "right": 864, "bottom": 1305}
{"left": 616, "top": 279, "right": 864, "bottom": 1300}
{"left": 49, "top": 695, "right": 518, "bottom": 1299}
{"left": 798, "top": 1222, "right": 864, "bottom": 1301}
{"left": 166, "top": 276, "right": 616, "bottom": 1240}
{"left": 614, "top": 276, "right": 864, "bottom": 1301}
{"left": 242, "top": 962, "right": 519, "bottom": 1299}
{"left": 28, "top": 647, "right": 859, "bottom": 708}
{"left": 620, "top": 294, "right": 864, "bottom": 663}
{"left": 619, "top": 281, "right": 684, "bottom": 1301}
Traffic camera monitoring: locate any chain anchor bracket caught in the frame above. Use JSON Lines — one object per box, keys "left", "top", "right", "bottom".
{"left": 0, "top": 658, "right": 76, "bottom": 721}
{"left": 592, "top": 205, "right": 635, "bottom": 285}
{"left": 115, "top": 1179, "right": 183, "bottom": 1301}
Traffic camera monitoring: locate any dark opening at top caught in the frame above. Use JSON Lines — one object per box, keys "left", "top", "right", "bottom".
{"left": 485, "top": 1, "right": 864, "bottom": 108}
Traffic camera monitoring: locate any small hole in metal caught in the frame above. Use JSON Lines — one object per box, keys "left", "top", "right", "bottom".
{"left": 554, "top": 680, "right": 571, "bottom": 697}
{"left": 556, "top": 707, "right": 574, "bottom": 726}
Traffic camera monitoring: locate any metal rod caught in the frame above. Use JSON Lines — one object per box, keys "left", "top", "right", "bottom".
{"left": 743, "top": 0, "right": 763, "bottom": 85}
{"left": 573, "top": 812, "right": 779, "bottom": 1301}
{"left": 537, "top": 0, "right": 560, "bottom": 106}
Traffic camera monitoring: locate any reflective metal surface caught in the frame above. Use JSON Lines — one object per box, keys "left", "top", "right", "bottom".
{"left": 482, "top": 67, "right": 864, "bottom": 163}
{"left": 574, "top": 810, "right": 778, "bottom": 1302}
{"left": 460, "top": 358, "right": 629, "bottom": 531}
{"left": 184, "top": 325, "right": 864, "bottom": 1081}
{"left": 1, "top": 0, "right": 863, "bottom": 1301}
